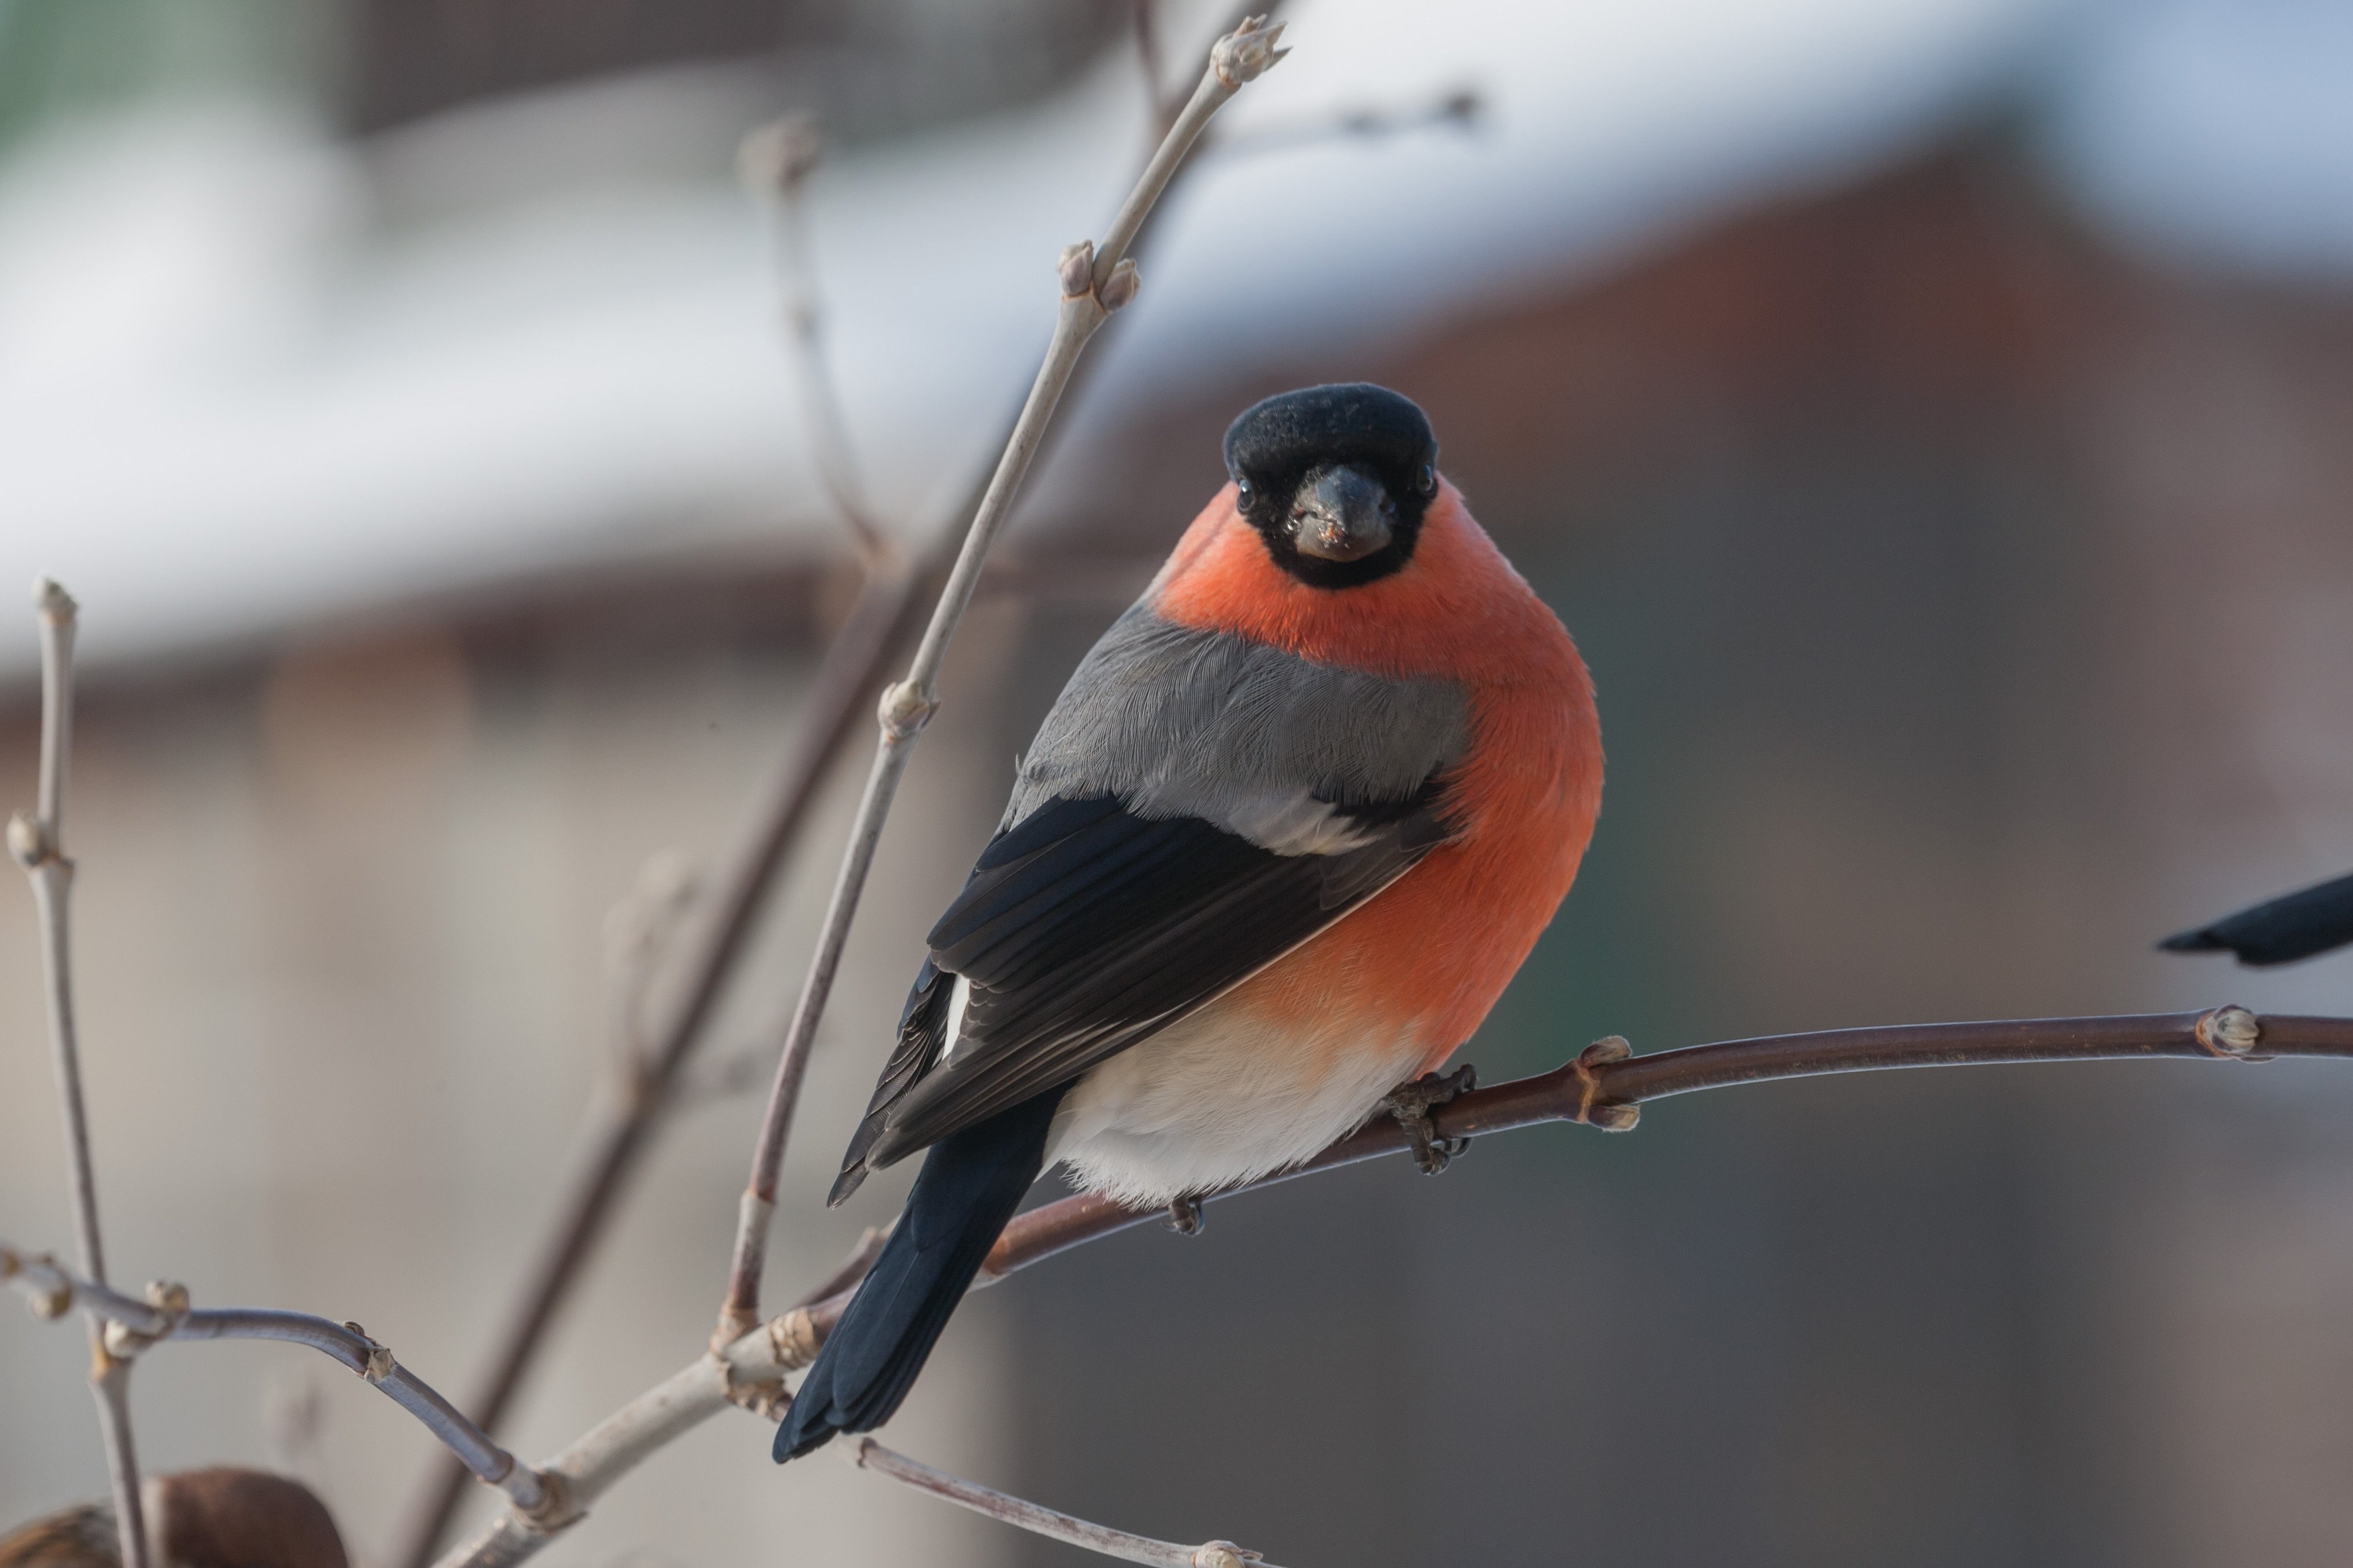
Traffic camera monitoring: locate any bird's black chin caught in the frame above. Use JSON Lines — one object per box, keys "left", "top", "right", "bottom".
{"left": 1257, "top": 466, "right": 1417, "bottom": 588}
{"left": 1257, "top": 529, "right": 1415, "bottom": 589}
{"left": 1288, "top": 463, "right": 1395, "bottom": 563}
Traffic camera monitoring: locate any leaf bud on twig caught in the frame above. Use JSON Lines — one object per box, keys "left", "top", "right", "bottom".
{"left": 1098, "top": 257, "right": 1141, "bottom": 312}
{"left": 877, "top": 680, "right": 937, "bottom": 740}
{"left": 1212, "top": 16, "right": 1289, "bottom": 88}
{"left": 1194, "top": 1545, "right": 1264, "bottom": 1568}
{"left": 7, "top": 810, "right": 50, "bottom": 868}
{"left": 1058, "top": 241, "right": 1097, "bottom": 299}
{"left": 34, "top": 574, "right": 77, "bottom": 623}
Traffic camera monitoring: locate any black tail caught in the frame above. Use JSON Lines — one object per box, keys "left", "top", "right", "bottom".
{"left": 2160, "top": 870, "right": 2353, "bottom": 967}
{"left": 774, "top": 1090, "right": 1060, "bottom": 1461}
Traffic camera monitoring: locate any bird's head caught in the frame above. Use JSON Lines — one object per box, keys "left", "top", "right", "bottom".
{"left": 1222, "top": 383, "right": 1439, "bottom": 589}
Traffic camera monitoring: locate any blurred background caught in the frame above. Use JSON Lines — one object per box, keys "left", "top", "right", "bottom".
{"left": 5, "top": 0, "right": 2353, "bottom": 1565}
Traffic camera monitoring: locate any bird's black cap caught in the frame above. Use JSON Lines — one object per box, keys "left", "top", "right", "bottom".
{"left": 1223, "top": 384, "right": 1440, "bottom": 589}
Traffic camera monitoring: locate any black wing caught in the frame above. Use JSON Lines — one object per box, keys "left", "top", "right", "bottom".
{"left": 2159, "top": 869, "right": 2353, "bottom": 967}
{"left": 829, "top": 787, "right": 1449, "bottom": 1202}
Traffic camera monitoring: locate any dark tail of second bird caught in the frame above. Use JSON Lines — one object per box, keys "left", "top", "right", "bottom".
{"left": 773, "top": 1090, "right": 1061, "bottom": 1461}
{"left": 2160, "top": 869, "right": 2353, "bottom": 967}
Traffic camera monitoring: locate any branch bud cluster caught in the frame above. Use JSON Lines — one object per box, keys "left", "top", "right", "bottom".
{"left": 1, "top": 1244, "right": 73, "bottom": 1318}
{"left": 8, "top": 809, "right": 52, "bottom": 868}
{"left": 1058, "top": 241, "right": 1141, "bottom": 314}
{"left": 877, "top": 680, "right": 938, "bottom": 740}
{"left": 1098, "top": 258, "right": 1141, "bottom": 312}
{"left": 343, "top": 1321, "right": 397, "bottom": 1383}
{"left": 34, "top": 574, "right": 77, "bottom": 624}
{"left": 101, "top": 1280, "right": 189, "bottom": 1359}
{"left": 1058, "top": 241, "right": 1096, "bottom": 299}
{"left": 1211, "top": 16, "right": 1289, "bottom": 88}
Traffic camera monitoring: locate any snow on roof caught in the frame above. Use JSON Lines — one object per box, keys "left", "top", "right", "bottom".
{"left": 0, "top": 0, "right": 2062, "bottom": 673}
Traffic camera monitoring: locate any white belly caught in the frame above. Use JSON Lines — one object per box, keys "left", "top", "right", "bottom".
{"left": 1043, "top": 992, "right": 1433, "bottom": 1207}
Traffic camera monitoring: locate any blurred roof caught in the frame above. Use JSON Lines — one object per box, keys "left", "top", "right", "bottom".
{"left": 0, "top": 0, "right": 2341, "bottom": 674}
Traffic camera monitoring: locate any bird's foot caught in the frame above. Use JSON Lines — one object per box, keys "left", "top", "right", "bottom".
{"left": 1381, "top": 1064, "right": 1477, "bottom": 1174}
{"left": 1164, "top": 1195, "right": 1206, "bottom": 1236}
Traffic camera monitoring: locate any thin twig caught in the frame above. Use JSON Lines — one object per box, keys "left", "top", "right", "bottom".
{"left": 1153, "top": 0, "right": 1273, "bottom": 137}
{"left": 432, "top": 1332, "right": 798, "bottom": 1568}
{"left": 740, "top": 114, "right": 894, "bottom": 569}
{"left": 846, "top": 1438, "right": 1277, "bottom": 1568}
{"left": 1211, "top": 85, "right": 1481, "bottom": 157}
{"left": 975, "top": 1005, "right": 2309, "bottom": 1275}
{"left": 412, "top": 11, "right": 1281, "bottom": 1558}
{"left": 716, "top": 13, "right": 1291, "bottom": 1348}
{"left": 394, "top": 566, "right": 917, "bottom": 1568}
{"left": 434, "top": 1005, "right": 2352, "bottom": 1568}
{"left": 0, "top": 1242, "right": 564, "bottom": 1522}
{"left": 8, "top": 579, "right": 149, "bottom": 1568}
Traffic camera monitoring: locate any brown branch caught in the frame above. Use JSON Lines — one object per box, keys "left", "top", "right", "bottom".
{"left": 845, "top": 1438, "right": 1279, "bottom": 1567}
{"left": 434, "top": 1005, "right": 2343, "bottom": 1568}
{"left": 758, "top": 1006, "right": 2321, "bottom": 1340}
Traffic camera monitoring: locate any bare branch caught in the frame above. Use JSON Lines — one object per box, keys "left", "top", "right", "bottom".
{"left": 760, "top": 1008, "right": 2331, "bottom": 1336}
{"left": 405, "top": 13, "right": 1381, "bottom": 1560}
{"left": 394, "top": 565, "right": 920, "bottom": 1568}
{"left": 431, "top": 1331, "right": 798, "bottom": 1568}
{"left": 845, "top": 1438, "right": 1279, "bottom": 1568}
{"left": 433, "top": 1005, "right": 2350, "bottom": 1568}
{"left": 740, "top": 114, "right": 894, "bottom": 569}
{"left": 718, "top": 13, "right": 1291, "bottom": 1348}
{"left": 1212, "top": 84, "right": 1481, "bottom": 158}
{"left": 1153, "top": 1, "right": 1279, "bottom": 136}
{"left": 1, "top": 1242, "right": 564, "bottom": 1523}
{"left": 9, "top": 578, "right": 150, "bottom": 1568}
{"left": 978, "top": 1005, "right": 2308, "bottom": 1272}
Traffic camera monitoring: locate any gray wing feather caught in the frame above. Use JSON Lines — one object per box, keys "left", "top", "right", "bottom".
{"left": 831, "top": 607, "right": 1471, "bottom": 1189}
{"left": 1005, "top": 606, "right": 1469, "bottom": 849}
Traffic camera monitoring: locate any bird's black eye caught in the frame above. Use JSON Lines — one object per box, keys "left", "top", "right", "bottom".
{"left": 1235, "top": 476, "right": 1254, "bottom": 510}
{"left": 1416, "top": 464, "right": 1437, "bottom": 497}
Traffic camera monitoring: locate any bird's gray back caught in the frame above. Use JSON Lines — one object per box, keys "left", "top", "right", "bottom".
{"left": 1005, "top": 603, "right": 1468, "bottom": 846}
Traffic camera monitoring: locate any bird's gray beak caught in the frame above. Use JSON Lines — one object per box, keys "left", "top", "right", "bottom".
{"left": 1289, "top": 464, "right": 1395, "bottom": 562}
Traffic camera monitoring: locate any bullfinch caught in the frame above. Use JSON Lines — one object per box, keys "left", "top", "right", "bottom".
{"left": 775, "top": 383, "right": 1602, "bottom": 1460}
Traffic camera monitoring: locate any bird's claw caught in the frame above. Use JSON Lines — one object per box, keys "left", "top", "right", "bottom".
{"left": 1164, "top": 1195, "right": 1205, "bottom": 1236}
{"left": 1381, "top": 1064, "right": 1476, "bottom": 1174}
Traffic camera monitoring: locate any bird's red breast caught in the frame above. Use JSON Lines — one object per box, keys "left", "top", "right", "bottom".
{"left": 1150, "top": 479, "right": 1602, "bottom": 1072}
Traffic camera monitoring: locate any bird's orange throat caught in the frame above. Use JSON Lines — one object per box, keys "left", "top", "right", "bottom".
{"left": 1152, "top": 483, "right": 1554, "bottom": 685}
{"left": 1152, "top": 481, "right": 1605, "bottom": 1070}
